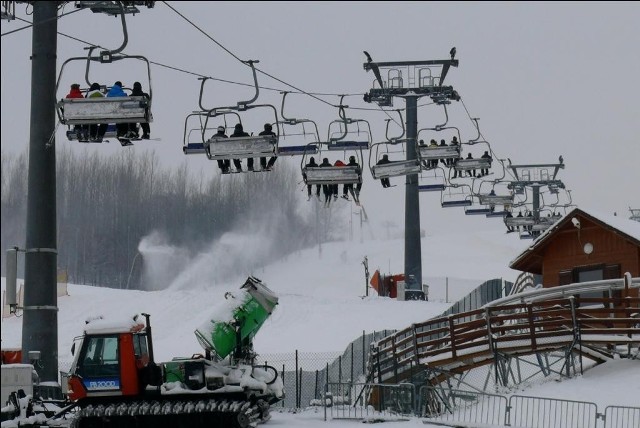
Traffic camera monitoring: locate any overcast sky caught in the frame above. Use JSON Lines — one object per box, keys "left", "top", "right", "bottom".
{"left": 2, "top": 1, "right": 639, "bottom": 233}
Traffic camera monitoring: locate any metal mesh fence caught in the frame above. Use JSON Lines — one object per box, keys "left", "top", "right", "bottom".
{"left": 326, "top": 382, "right": 417, "bottom": 420}
{"left": 257, "top": 330, "right": 395, "bottom": 409}
{"left": 604, "top": 406, "right": 640, "bottom": 428}
{"left": 421, "top": 387, "right": 507, "bottom": 426}
{"left": 508, "top": 395, "right": 598, "bottom": 428}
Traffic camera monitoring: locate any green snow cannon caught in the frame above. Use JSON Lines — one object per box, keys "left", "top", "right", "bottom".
{"left": 195, "top": 277, "right": 278, "bottom": 360}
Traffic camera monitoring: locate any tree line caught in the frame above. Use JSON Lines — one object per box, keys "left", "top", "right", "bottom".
{"left": 1, "top": 148, "right": 343, "bottom": 289}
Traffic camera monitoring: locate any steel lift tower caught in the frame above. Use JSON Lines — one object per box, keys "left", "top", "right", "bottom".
{"left": 507, "top": 157, "right": 566, "bottom": 238}
{"left": 362, "top": 51, "right": 459, "bottom": 299}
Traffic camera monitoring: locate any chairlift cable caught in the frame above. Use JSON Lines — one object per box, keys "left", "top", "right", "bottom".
{"left": 8, "top": 8, "right": 405, "bottom": 113}
{"left": 459, "top": 98, "right": 518, "bottom": 182}
{"left": 161, "top": 1, "right": 391, "bottom": 110}
{"left": 162, "top": 1, "right": 246, "bottom": 64}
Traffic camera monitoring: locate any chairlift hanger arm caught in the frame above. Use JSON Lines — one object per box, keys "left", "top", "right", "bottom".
{"left": 237, "top": 59, "right": 260, "bottom": 110}
{"left": 328, "top": 96, "right": 349, "bottom": 142}
{"left": 434, "top": 104, "right": 449, "bottom": 130}
{"left": 385, "top": 110, "right": 405, "bottom": 142}
{"left": 198, "top": 59, "right": 260, "bottom": 112}
{"left": 104, "top": 1, "right": 128, "bottom": 56}
{"left": 280, "top": 91, "right": 298, "bottom": 124}
{"left": 468, "top": 117, "right": 482, "bottom": 143}
{"left": 279, "top": 91, "right": 321, "bottom": 139}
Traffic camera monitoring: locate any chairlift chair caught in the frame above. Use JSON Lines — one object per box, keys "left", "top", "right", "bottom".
{"left": 478, "top": 193, "right": 514, "bottom": 206}
{"left": 464, "top": 205, "right": 493, "bottom": 215}
{"left": 416, "top": 107, "right": 462, "bottom": 168}
{"left": 56, "top": 53, "right": 154, "bottom": 127}
{"left": 454, "top": 154, "right": 492, "bottom": 176}
{"left": 418, "top": 166, "right": 447, "bottom": 192}
{"left": 369, "top": 110, "right": 421, "bottom": 180}
{"left": 197, "top": 62, "right": 280, "bottom": 166}
{"left": 325, "top": 98, "right": 372, "bottom": 151}
{"left": 505, "top": 216, "right": 536, "bottom": 228}
{"left": 182, "top": 110, "right": 242, "bottom": 155}
{"left": 440, "top": 185, "right": 472, "bottom": 208}
{"left": 302, "top": 101, "right": 367, "bottom": 187}
{"left": 56, "top": 16, "right": 153, "bottom": 143}
{"left": 486, "top": 210, "right": 509, "bottom": 218}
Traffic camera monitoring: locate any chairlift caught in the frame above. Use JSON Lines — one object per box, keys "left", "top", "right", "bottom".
{"left": 440, "top": 185, "right": 472, "bottom": 208}
{"left": 198, "top": 61, "right": 280, "bottom": 168}
{"left": 325, "top": 97, "right": 371, "bottom": 151}
{"left": 505, "top": 215, "right": 536, "bottom": 228}
{"left": 56, "top": 10, "right": 153, "bottom": 143}
{"left": 478, "top": 192, "right": 514, "bottom": 206}
{"left": 57, "top": 53, "right": 153, "bottom": 127}
{"left": 416, "top": 105, "right": 462, "bottom": 169}
{"left": 486, "top": 209, "right": 509, "bottom": 218}
{"left": 464, "top": 205, "right": 493, "bottom": 215}
{"left": 369, "top": 110, "right": 421, "bottom": 181}
{"left": 274, "top": 92, "right": 320, "bottom": 157}
{"left": 301, "top": 100, "right": 366, "bottom": 187}
{"left": 418, "top": 167, "right": 447, "bottom": 192}
{"left": 182, "top": 110, "right": 241, "bottom": 155}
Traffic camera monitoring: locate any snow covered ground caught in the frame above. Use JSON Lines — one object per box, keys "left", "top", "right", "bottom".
{"left": 2, "top": 219, "right": 639, "bottom": 427}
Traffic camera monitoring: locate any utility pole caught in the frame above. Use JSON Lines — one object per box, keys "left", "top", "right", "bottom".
{"left": 21, "top": 1, "right": 59, "bottom": 383}
{"left": 363, "top": 53, "right": 459, "bottom": 300}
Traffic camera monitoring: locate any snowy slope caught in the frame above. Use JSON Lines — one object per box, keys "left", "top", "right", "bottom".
{"left": 1, "top": 228, "right": 523, "bottom": 365}
{"left": 2, "top": 226, "right": 638, "bottom": 427}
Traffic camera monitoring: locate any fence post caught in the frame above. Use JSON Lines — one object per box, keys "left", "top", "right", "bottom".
{"left": 448, "top": 315, "right": 457, "bottom": 359}
{"left": 282, "top": 364, "right": 285, "bottom": 408}
{"left": 322, "top": 363, "right": 333, "bottom": 421}
{"left": 527, "top": 304, "right": 537, "bottom": 351}
{"left": 324, "top": 362, "right": 329, "bottom": 421}
{"left": 350, "top": 342, "right": 354, "bottom": 386}
{"left": 362, "top": 330, "right": 366, "bottom": 375}
{"left": 569, "top": 295, "right": 583, "bottom": 375}
{"left": 412, "top": 324, "right": 420, "bottom": 366}
{"left": 295, "top": 350, "right": 299, "bottom": 408}
{"left": 392, "top": 334, "right": 398, "bottom": 382}
{"left": 298, "top": 367, "right": 302, "bottom": 409}
{"left": 315, "top": 369, "right": 319, "bottom": 400}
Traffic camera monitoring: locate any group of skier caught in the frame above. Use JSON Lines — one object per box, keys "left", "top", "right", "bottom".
{"left": 303, "top": 156, "right": 362, "bottom": 206}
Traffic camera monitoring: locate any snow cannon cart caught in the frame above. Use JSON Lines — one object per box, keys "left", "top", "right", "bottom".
{"left": 194, "top": 276, "right": 279, "bottom": 362}
{"left": 63, "top": 277, "right": 283, "bottom": 428}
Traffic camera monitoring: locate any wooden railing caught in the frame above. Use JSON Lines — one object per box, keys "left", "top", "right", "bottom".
{"left": 369, "top": 275, "right": 640, "bottom": 385}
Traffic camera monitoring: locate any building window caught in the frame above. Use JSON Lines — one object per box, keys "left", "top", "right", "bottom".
{"left": 561, "top": 264, "right": 621, "bottom": 305}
